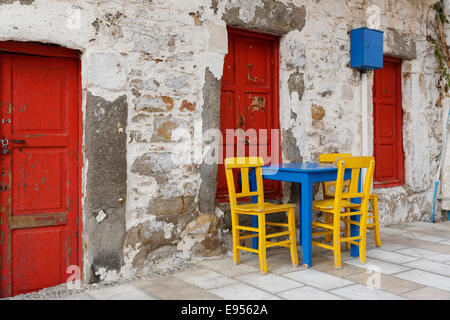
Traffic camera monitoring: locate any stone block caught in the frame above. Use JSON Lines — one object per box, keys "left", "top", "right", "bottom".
{"left": 185, "top": 213, "right": 219, "bottom": 236}
{"left": 89, "top": 53, "right": 127, "bottom": 90}
{"left": 147, "top": 196, "right": 196, "bottom": 216}
{"left": 151, "top": 117, "right": 179, "bottom": 142}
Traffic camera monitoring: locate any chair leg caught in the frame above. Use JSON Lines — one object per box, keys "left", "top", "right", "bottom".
{"left": 333, "top": 212, "right": 342, "bottom": 269}
{"left": 372, "top": 196, "right": 382, "bottom": 247}
{"left": 231, "top": 211, "right": 240, "bottom": 265}
{"left": 359, "top": 210, "right": 368, "bottom": 265}
{"left": 288, "top": 208, "right": 299, "bottom": 267}
{"left": 258, "top": 214, "right": 267, "bottom": 274}
{"left": 325, "top": 213, "right": 332, "bottom": 243}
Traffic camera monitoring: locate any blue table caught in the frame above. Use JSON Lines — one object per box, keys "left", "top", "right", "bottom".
{"left": 250, "top": 162, "right": 360, "bottom": 267}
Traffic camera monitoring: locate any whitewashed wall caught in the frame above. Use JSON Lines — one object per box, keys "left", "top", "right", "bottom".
{"left": 0, "top": 0, "right": 444, "bottom": 281}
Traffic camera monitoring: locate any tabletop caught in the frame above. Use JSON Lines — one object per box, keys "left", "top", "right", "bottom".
{"left": 262, "top": 162, "right": 337, "bottom": 172}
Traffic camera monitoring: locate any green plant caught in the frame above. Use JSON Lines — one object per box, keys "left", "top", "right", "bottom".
{"left": 430, "top": 36, "right": 450, "bottom": 87}
{"left": 434, "top": 1, "right": 449, "bottom": 24}
{"left": 430, "top": 1, "right": 450, "bottom": 88}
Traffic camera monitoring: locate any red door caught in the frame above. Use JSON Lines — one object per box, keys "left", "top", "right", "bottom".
{"left": 217, "top": 28, "right": 281, "bottom": 201}
{"left": 373, "top": 57, "right": 404, "bottom": 188}
{"left": 0, "top": 43, "right": 80, "bottom": 297}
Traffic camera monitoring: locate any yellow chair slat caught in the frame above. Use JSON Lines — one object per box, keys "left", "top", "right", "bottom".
{"left": 265, "top": 239, "right": 292, "bottom": 248}
{"left": 234, "top": 202, "right": 295, "bottom": 213}
{"left": 311, "top": 240, "right": 334, "bottom": 250}
{"left": 312, "top": 199, "right": 361, "bottom": 210}
{"left": 266, "top": 222, "right": 290, "bottom": 227}
{"left": 312, "top": 221, "right": 334, "bottom": 229}
{"left": 239, "top": 234, "right": 259, "bottom": 240}
{"left": 236, "top": 225, "right": 259, "bottom": 232}
{"left": 236, "top": 245, "right": 259, "bottom": 254}
{"left": 265, "top": 231, "right": 291, "bottom": 239}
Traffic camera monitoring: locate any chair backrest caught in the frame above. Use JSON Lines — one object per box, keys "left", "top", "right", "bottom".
{"left": 224, "top": 157, "right": 265, "bottom": 208}
{"left": 333, "top": 156, "right": 375, "bottom": 212}
{"left": 319, "top": 153, "right": 353, "bottom": 197}
{"left": 319, "top": 153, "right": 353, "bottom": 163}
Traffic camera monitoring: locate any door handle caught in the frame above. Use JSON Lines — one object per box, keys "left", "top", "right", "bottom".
{"left": 12, "top": 139, "right": 25, "bottom": 144}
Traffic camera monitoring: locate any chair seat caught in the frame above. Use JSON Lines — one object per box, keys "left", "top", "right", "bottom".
{"left": 312, "top": 199, "right": 361, "bottom": 211}
{"left": 233, "top": 202, "right": 296, "bottom": 213}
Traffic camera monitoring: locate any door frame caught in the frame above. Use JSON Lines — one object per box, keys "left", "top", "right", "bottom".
{"left": 217, "top": 27, "right": 282, "bottom": 201}
{"left": 372, "top": 55, "right": 404, "bottom": 188}
{"left": 0, "top": 41, "right": 82, "bottom": 297}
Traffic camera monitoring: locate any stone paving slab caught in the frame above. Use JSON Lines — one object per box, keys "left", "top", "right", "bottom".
{"left": 343, "top": 271, "right": 424, "bottom": 295}
{"left": 278, "top": 286, "right": 343, "bottom": 300}
{"left": 329, "top": 284, "right": 407, "bottom": 300}
{"left": 283, "top": 269, "right": 354, "bottom": 291}
{"left": 59, "top": 293, "right": 94, "bottom": 300}
{"left": 400, "top": 286, "right": 450, "bottom": 300}
{"left": 343, "top": 257, "right": 412, "bottom": 275}
{"left": 374, "top": 241, "right": 408, "bottom": 252}
{"left": 381, "top": 234, "right": 450, "bottom": 255}
{"left": 402, "top": 259, "right": 450, "bottom": 277}
{"left": 395, "top": 247, "right": 450, "bottom": 263}
{"left": 309, "top": 256, "right": 365, "bottom": 278}
{"left": 130, "top": 275, "right": 221, "bottom": 300}
{"left": 85, "top": 284, "right": 155, "bottom": 300}
{"left": 234, "top": 272, "right": 303, "bottom": 293}
{"left": 394, "top": 269, "right": 450, "bottom": 292}
{"left": 365, "top": 248, "right": 420, "bottom": 264}
{"left": 173, "top": 268, "right": 239, "bottom": 290}
{"left": 208, "top": 283, "right": 281, "bottom": 300}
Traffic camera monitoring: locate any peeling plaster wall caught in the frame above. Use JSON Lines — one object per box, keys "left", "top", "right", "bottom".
{"left": 441, "top": 0, "right": 450, "bottom": 213}
{"left": 0, "top": 0, "right": 445, "bottom": 283}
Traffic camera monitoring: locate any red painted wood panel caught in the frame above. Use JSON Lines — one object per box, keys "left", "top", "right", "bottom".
{"left": 217, "top": 28, "right": 281, "bottom": 201}
{"left": 12, "top": 227, "right": 64, "bottom": 294}
{"left": 0, "top": 48, "right": 80, "bottom": 297}
{"left": 373, "top": 57, "right": 404, "bottom": 188}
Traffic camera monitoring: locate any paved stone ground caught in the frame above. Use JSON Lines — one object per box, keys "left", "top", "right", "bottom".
{"left": 4, "top": 221, "right": 450, "bottom": 300}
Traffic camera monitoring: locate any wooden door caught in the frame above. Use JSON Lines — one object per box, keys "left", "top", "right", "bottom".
{"left": 372, "top": 57, "right": 404, "bottom": 188}
{"left": 0, "top": 43, "right": 80, "bottom": 297}
{"left": 217, "top": 28, "right": 281, "bottom": 201}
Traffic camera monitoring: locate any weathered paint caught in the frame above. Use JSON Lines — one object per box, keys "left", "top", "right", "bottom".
{"left": 84, "top": 92, "right": 127, "bottom": 283}
{"left": 0, "top": 46, "right": 80, "bottom": 296}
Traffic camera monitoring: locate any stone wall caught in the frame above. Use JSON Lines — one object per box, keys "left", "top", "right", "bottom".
{"left": 0, "top": 0, "right": 444, "bottom": 282}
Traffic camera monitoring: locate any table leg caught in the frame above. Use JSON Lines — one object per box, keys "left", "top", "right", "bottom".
{"left": 350, "top": 215, "right": 360, "bottom": 257}
{"left": 298, "top": 182, "right": 302, "bottom": 246}
{"left": 300, "top": 178, "right": 313, "bottom": 267}
{"left": 249, "top": 168, "right": 259, "bottom": 250}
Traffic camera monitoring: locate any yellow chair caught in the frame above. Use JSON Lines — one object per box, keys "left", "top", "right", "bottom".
{"left": 312, "top": 156, "right": 375, "bottom": 268}
{"left": 224, "top": 157, "right": 298, "bottom": 274}
{"left": 319, "top": 153, "right": 352, "bottom": 243}
{"left": 319, "top": 153, "right": 381, "bottom": 247}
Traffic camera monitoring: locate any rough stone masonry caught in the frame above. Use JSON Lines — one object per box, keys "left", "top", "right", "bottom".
{"left": 0, "top": 0, "right": 445, "bottom": 283}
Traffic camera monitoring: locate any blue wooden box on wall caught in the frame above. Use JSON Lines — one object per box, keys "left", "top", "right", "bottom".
{"left": 350, "top": 27, "right": 384, "bottom": 70}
